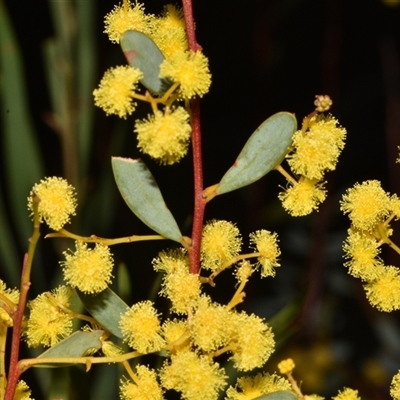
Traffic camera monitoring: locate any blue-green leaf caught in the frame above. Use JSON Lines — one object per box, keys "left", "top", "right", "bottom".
{"left": 35, "top": 330, "right": 103, "bottom": 367}
{"left": 77, "top": 287, "right": 129, "bottom": 339}
{"left": 112, "top": 157, "right": 182, "bottom": 243}
{"left": 120, "top": 30, "right": 172, "bottom": 95}
{"left": 216, "top": 112, "right": 297, "bottom": 195}
{"left": 254, "top": 391, "right": 298, "bottom": 400}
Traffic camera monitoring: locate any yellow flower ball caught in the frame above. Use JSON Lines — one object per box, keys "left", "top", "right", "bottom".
{"left": 61, "top": 241, "right": 114, "bottom": 294}
{"left": 28, "top": 177, "right": 77, "bottom": 230}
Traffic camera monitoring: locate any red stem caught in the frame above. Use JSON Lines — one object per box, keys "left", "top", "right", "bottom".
{"left": 5, "top": 255, "right": 30, "bottom": 400}
{"left": 182, "top": 0, "right": 205, "bottom": 274}
{"left": 182, "top": 0, "right": 200, "bottom": 51}
{"left": 189, "top": 98, "right": 205, "bottom": 274}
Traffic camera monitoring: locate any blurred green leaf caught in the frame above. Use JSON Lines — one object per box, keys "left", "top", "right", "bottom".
{"left": 0, "top": 2, "right": 45, "bottom": 245}
{"left": 254, "top": 391, "right": 298, "bottom": 400}
{"left": 217, "top": 112, "right": 297, "bottom": 195}
{"left": 0, "top": 192, "right": 20, "bottom": 286}
{"left": 121, "top": 30, "right": 172, "bottom": 95}
{"left": 35, "top": 330, "right": 103, "bottom": 367}
{"left": 78, "top": 287, "right": 129, "bottom": 339}
{"left": 112, "top": 157, "right": 183, "bottom": 243}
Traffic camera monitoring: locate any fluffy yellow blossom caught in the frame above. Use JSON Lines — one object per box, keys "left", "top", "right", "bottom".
{"left": 278, "top": 177, "right": 327, "bottom": 216}
{"left": 120, "top": 365, "right": 163, "bottom": 400}
{"left": 160, "top": 267, "right": 201, "bottom": 314}
{"left": 25, "top": 286, "right": 74, "bottom": 347}
{"left": 0, "top": 280, "right": 19, "bottom": 327}
{"left": 14, "top": 380, "right": 34, "bottom": 400}
{"left": 28, "top": 177, "right": 77, "bottom": 230}
{"left": 278, "top": 358, "right": 296, "bottom": 374}
{"left": 135, "top": 107, "right": 192, "bottom": 165}
{"left": 332, "top": 387, "right": 361, "bottom": 400}
{"left": 226, "top": 373, "right": 292, "bottom": 400}
{"left": 235, "top": 261, "right": 254, "bottom": 284}
{"left": 201, "top": 220, "right": 242, "bottom": 271}
{"left": 162, "top": 319, "right": 189, "bottom": 350}
{"left": 340, "top": 180, "right": 392, "bottom": 231}
{"left": 191, "top": 296, "right": 234, "bottom": 351}
{"left": 364, "top": 266, "right": 400, "bottom": 311}
{"left": 390, "top": 370, "right": 400, "bottom": 400}
{"left": 343, "top": 230, "right": 383, "bottom": 281}
{"left": 229, "top": 312, "right": 275, "bottom": 371}
{"left": 160, "top": 349, "right": 227, "bottom": 400}
{"left": 288, "top": 115, "right": 345, "bottom": 181}
{"left": 154, "top": 249, "right": 201, "bottom": 314}
{"left": 153, "top": 248, "right": 189, "bottom": 274}
{"left": 159, "top": 50, "right": 211, "bottom": 98}
{"left": 104, "top": 1, "right": 153, "bottom": 43}
{"left": 249, "top": 230, "right": 281, "bottom": 277}
{"left": 120, "top": 301, "right": 165, "bottom": 353}
{"left": 150, "top": 5, "right": 188, "bottom": 59}
{"left": 93, "top": 65, "right": 143, "bottom": 119}
{"left": 61, "top": 241, "right": 114, "bottom": 294}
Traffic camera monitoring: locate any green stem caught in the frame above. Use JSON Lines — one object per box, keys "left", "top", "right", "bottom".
{"left": 46, "top": 228, "right": 167, "bottom": 245}
{"left": 0, "top": 325, "right": 8, "bottom": 400}
{"left": 5, "top": 196, "right": 41, "bottom": 400}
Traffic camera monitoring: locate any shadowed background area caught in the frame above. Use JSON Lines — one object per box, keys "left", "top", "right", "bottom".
{"left": 1, "top": 0, "right": 400, "bottom": 399}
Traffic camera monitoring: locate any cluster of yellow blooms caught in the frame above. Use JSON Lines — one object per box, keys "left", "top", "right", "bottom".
{"left": 278, "top": 96, "right": 347, "bottom": 216}
{"left": 22, "top": 177, "right": 286, "bottom": 399}
{"left": 93, "top": 1, "right": 211, "bottom": 165}
{"left": 341, "top": 180, "right": 400, "bottom": 311}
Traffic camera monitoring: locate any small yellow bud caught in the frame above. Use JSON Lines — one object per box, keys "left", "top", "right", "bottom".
{"left": 278, "top": 358, "right": 295, "bottom": 374}
{"left": 314, "top": 94, "right": 332, "bottom": 112}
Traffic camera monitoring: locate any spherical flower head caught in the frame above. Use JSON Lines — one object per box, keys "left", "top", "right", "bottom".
{"left": 162, "top": 319, "right": 189, "bottom": 350}
{"left": 120, "top": 365, "right": 163, "bottom": 400}
{"left": 249, "top": 230, "right": 281, "bottom": 277}
{"left": 93, "top": 65, "right": 143, "bottom": 119}
{"left": 364, "top": 266, "right": 400, "bottom": 311}
{"left": 14, "top": 380, "right": 34, "bottom": 400}
{"left": 226, "top": 373, "right": 291, "bottom": 400}
{"left": 153, "top": 248, "right": 188, "bottom": 274}
{"left": 343, "top": 230, "right": 383, "bottom": 281}
{"left": 201, "top": 220, "right": 242, "bottom": 271}
{"left": 28, "top": 177, "right": 77, "bottom": 230}
{"left": 150, "top": 5, "right": 188, "bottom": 59}
{"left": 120, "top": 300, "right": 165, "bottom": 353}
{"left": 191, "top": 296, "right": 234, "bottom": 352}
{"left": 160, "top": 267, "right": 201, "bottom": 314}
{"left": 340, "top": 180, "right": 392, "bottom": 231}
{"left": 159, "top": 50, "right": 211, "bottom": 99}
{"left": 278, "top": 178, "right": 327, "bottom": 216}
{"left": 135, "top": 107, "right": 192, "bottom": 165}
{"left": 229, "top": 311, "right": 275, "bottom": 371}
{"left": 61, "top": 241, "right": 114, "bottom": 294}
{"left": 0, "top": 279, "right": 19, "bottom": 327}
{"left": 391, "top": 370, "right": 400, "bottom": 400}
{"left": 332, "top": 387, "right": 361, "bottom": 400}
{"left": 288, "top": 115, "right": 346, "bottom": 180}
{"left": 160, "top": 349, "right": 227, "bottom": 400}
{"left": 154, "top": 249, "right": 201, "bottom": 314}
{"left": 235, "top": 261, "right": 254, "bottom": 284}
{"left": 314, "top": 94, "right": 333, "bottom": 112}
{"left": 25, "top": 286, "right": 74, "bottom": 347}
{"left": 104, "top": 1, "right": 154, "bottom": 43}
{"left": 278, "top": 358, "right": 295, "bottom": 374}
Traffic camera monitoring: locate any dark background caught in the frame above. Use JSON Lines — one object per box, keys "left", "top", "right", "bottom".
{"left": 2, "top": 0, "right": 400, "bottom": 399}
